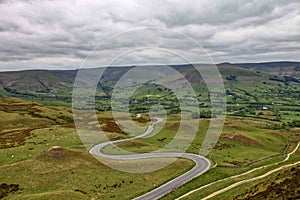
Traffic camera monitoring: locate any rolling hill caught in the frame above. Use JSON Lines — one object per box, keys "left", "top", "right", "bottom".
{"left": 0, "top": 62, "right": 299, "bottom": 110}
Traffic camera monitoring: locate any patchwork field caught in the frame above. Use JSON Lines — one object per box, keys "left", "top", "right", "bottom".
{"left": 1, "top": 96, "right": 299, "bottom": 199}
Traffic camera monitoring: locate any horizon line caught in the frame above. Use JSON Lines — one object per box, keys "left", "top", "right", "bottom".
{"left": 0, "top": 60, "right": 300, "bottom": 72}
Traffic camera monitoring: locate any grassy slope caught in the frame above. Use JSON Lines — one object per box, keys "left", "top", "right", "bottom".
{"left": 162, "top": 140, "right": 300, "bottom": 200}
{"left": 0, "top": 97, "right": 193, "bottom": 200}
{"left": 1, "top": 63, "right": 299, "bottom": 107}
{"left": 103, "top": 115, "right": 298, "bottom": 166}
{"left": 0, "top": 62, "right": 300, "bottom": 199}
{"left": 210, "top": 146, "right": 300, "bottom": 200}
{"left": 0, "top": 97, "right": 299, "bottom": 199}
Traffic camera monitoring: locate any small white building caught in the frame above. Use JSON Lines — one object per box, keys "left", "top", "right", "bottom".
{"left": 262, "top": 106, "right": 268, "bottom": 110}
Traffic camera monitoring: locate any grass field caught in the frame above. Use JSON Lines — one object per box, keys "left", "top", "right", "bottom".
{"left": 104, "top": 115, "right": 298, "bottom": 166}
{"left": 0, "top": 97, "right": 194, "bottom": 200}
{"left": 0, "top": 79, "right": 299, "bottom": 200}
{"left": 168, "top": 144, "right": 300, "bottom": 200}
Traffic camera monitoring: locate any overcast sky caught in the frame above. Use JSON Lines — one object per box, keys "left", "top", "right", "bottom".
{"left": 0, "top": 0, "right": 299, "bottom": 71}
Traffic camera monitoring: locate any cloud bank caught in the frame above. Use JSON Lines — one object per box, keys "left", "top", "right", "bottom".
{"left": 0, "top": 0, "right": 299, "bottom": 71}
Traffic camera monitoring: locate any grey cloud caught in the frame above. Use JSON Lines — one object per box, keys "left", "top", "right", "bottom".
{"left": 0, "top": 0, "right": 299, "bottom": 71}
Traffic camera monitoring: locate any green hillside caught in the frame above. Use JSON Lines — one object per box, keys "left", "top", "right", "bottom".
{"left": 0, "top": 61, "right": 299, "bottom": 199}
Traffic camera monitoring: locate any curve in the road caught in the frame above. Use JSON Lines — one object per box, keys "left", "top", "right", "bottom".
{"left": 89, "top": 118, "right": 211, "bottom": 200}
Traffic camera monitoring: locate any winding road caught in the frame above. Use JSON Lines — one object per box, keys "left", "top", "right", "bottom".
{"left": 89, "top": 118, "right": 211, "bottom": 200}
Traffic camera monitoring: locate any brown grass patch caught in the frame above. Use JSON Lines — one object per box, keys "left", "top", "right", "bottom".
{"left": 292, "top": 135, "right": 300, "bottom": 142}
{"left": 0, "top": 128, "right": 34, "bottom": 149}
{"left": 98, "top": 118, "right": 127, "bottom": 135}
{"left": 213, "top": 142, "right": 235, "bottom": 150}
{"left": 164, "top": 122, "right": 180, "bottom": 131}
{"left": 0, "top": 183, "right": 19, "bottom": 199}
{"left": 223, "top": 160, "right": 242, "bottom": 165}
{"left": 132, "top": 117, "right": 150, "bottom": 123}
{"left": 255, "top": 110, "right": 277, "bottom": 119}
{"left": 120, "top": 141, "right": 149, "bottom": 147}
{"left": 222, "top": 132, "right": 264, "bottom": 147}
{"left": 227, "top": 125, "right": 247, "bottom": 131}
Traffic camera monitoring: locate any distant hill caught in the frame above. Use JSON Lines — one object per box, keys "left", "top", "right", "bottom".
{"left": 0, "top": 70, "right": 77, "bottom": 92}
{"left": 234, "top": 61, "right": 300, "bottom": 79}
{"left": 1, "top": 61, "right": 299, "bottom": 92}
{"left": 0, "top": 61, "right": 299, "bottom": 108}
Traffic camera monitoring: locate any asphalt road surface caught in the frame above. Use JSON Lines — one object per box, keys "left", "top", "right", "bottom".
{"left": 89, "top": 118, "right": 211, "bottom": 200}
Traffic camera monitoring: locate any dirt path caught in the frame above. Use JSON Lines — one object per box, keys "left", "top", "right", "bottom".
{"left": 176, "top": 142, "right": 300, "bottom": 200}
{"left": 202, "top": 159, "right": 300, "bottom": 200}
